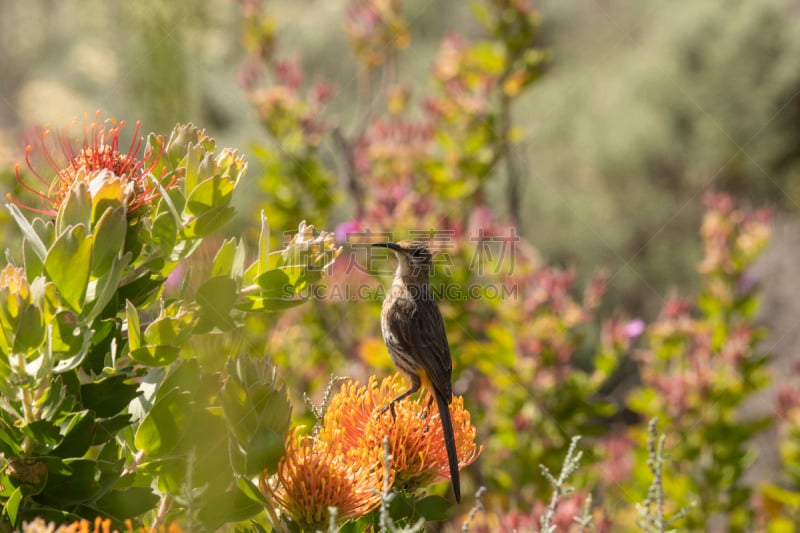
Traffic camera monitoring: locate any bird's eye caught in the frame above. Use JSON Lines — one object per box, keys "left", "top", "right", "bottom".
{"left": 411, "top": 248, "right": 430, "bottom": 261}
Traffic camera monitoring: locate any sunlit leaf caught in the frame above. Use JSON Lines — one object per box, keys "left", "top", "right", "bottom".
{"left": 129, "top": 345, "right": 181, "bottom": 367}
{"left": 3, "top": 487, "right": 22, "bottom": 526}
{"left": 44, "top": 224, "right": 92, "bottom": 312}
{"left": 125, "top": 300, "right": 141, "bottom": 351}
{"left": 182, "top": 206, "right": 235, "bottom": 238}
{"left": 185, "top": 176, "right": 235, "bottom": 216}
{"left": 196, "top": 276, "right": 238, "bottom": 332}
{"left": 134, "top": 388, "right": 192, "bottom": 457}
{"left": 12, "top": 304, "right": 44, "bottom": 354}
{"left": 91, "top": 206, "right": 126, "bottom": 277}
{"left": 56, "top": 182, "right": 91, "bottom": 237}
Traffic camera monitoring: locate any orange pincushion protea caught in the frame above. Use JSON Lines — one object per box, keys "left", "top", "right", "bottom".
{"left": 259, "top": 427, "right": 384, "bottom": 529}
{"left": 21, "top": 516, "right": 184, "bottom": 533}
{"left": 8, "top": 111, "right": 171, "bottom": 217}
{"left": 320, "top": 374, "right": 480, "bottom": 493}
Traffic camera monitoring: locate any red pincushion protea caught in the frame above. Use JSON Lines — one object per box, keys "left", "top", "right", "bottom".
{"left": 8, "top": 111, "right": 171, "bottom": 217}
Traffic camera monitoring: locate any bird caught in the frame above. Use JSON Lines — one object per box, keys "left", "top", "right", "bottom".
{"left": 372, "top": 240, "right": 461, "bottom": 503}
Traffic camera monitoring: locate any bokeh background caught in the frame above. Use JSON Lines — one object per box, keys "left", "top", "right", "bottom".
{"left": 2, "top": 0, "right": 800, "bottom": 311}
{"left": 2, "top": 0, "right": 800, "bottom": 530}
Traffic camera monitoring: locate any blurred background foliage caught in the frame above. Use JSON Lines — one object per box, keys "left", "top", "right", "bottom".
{"left": 2, "top": 0, "right": 800, "bottom": 530}
{"left": 3, "top": 0, "right": 799, "bottom": 312}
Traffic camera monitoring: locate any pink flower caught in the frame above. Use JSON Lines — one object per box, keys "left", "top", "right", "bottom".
{"left": 335, "top": 220, "right": 362, "bottom": 244}
{"left": 272, "top": 59, "right": 303, "bottom": 90}
{"left": 623, "top": 319, "right": 645, "bottom": 339}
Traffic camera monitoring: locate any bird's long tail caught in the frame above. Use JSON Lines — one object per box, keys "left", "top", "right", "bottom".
{"left": 433, "top": 388, "right": 461, "bottom": 503}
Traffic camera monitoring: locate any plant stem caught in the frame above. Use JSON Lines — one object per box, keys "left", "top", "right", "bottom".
{"left": 17, "top": 352, "right": 35, "bottom": 454}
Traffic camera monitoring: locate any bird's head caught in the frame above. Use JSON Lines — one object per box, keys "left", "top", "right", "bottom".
{"left": 372, "top": 240, "right": 433, "bottom": 281}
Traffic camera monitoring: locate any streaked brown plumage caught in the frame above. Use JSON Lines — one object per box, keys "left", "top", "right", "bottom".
{"left": 372, "top": 240, "right": 461, "bottom": 502}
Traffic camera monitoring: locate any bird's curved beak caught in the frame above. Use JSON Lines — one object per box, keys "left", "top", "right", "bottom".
{"left": 371, "top": 242, "right": 403, "bottom": 252}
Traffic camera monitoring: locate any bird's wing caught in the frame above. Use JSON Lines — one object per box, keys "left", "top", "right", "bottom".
{"left": 387, "top": 297, "right": 452, "bottom": 398}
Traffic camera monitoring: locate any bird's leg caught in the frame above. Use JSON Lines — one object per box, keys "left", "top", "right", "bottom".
{"left": 420, "top": 393, "right": 434, "bottom": 420}
{"left": 379, "top": 374, "right": 421, "bottom": 420}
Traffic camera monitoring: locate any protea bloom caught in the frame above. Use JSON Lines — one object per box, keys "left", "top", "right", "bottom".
{"left": 320, "top": 374, "right": 480, "bottom": 494}
{"left": 8, "top": 112, "right": 170, "bottom": 218}
{"left": 21, "top": 516, "right": 184, "bottom": 533}
{"left": 0, "top": 264, "right": 29, "bottom": 301}
{"left": 259, "top": 427, "right": 384, "bottom": 529}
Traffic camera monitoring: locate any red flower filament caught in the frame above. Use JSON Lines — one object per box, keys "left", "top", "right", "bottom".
{"left": 9, "top": 112, "right": 169, "bottom": 216}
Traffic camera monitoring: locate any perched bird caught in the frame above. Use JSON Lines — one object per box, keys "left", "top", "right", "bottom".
{"left": 372, "top": 240, "right": 461, "bottom": 502}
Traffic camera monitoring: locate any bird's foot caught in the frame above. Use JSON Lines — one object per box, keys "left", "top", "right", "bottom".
{"left": 377, "top": 401, "right": 398, "bottom": 420}
{"left": 419, "top": 394, "right": 434, "bottom": 419}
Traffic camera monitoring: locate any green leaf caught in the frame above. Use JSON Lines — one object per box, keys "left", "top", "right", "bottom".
{"left": 196, "top": 486, "right": 263, "bottom": 531}
{"left": 413, "top": 494, "right": 452, "bottom": 521}
{"left": 52, "top": 329, "right": 95, "bottom": 374}
{"left": 255, "top": 269, "right": 292, "bottom": 298}
{"left": 165, "top": 126, "right": 210, "bottom": 172}
{"left": 32, "top": 217, "right": 56, "bottom": 249}
{"left": 94, "top": 486, "right": 159, "bottom": 519}
{"left": 389, "top": 493, "right": 451, "bottom": 523}
{"left": 157, "top": 359, "right": 201, "bottom": 400}
{"left": 211, "top": 238, "right": 238, "bottom": 278}
{"left": 196, "top": 276, "right": 238, "bottom": 331}
{"left": 0, "top": 419, "right": 22, "bottom": 455}
{"left": 236, "top": 475, "right": 269, "bottom": 505}
{"left": 49, "top": 311, "right": 83, "bottom": 355}
{"left": 152, "top": 211, "right": 178, "bottom": 258}
{"left": 37, "top": 375, "right": 71, "bottom": 422}
{"left": 125, "top": 300, "right": 141, "bottom": 350}
{"left": 13, "top": 304, "right": 45, "bottom": 354}
{"left": 51, "top": 411, "right": 96, "bottom": 458}
{"left": 23, "top": 237, "right": 44, "bottom": 278}
{"left": 183, "top": 143, "right": 208, "bottom": 194}
{"left": 236, "top": 297, "right": 306, "bottom": 313}
{"left": 221, "top": 357, "right": 291, "bottom": 475}
{"left": 123, "top": 222, "right": 143, "bottom": 262}
{"left": 129, "top": 345, "right": 180, "bottom": 367}
{"left": 88, "top": 174, "right": 129, "bottom": 226}
{"left": 91, "top": 206, "right": 127, "bottom": 277}
{"left": 182, "top": 206, "right": 235, "bottom": 238}
{"left": 3, "top": 487, "right": 22, "bottom": 526}
{"left": 92, "top": 414, "right": 133, "bottom": 445}
{"left": 134, "top": 388, "right": 192, "bottom": 457}
{"left": 0, "top": 471, "right": 15, "bottom": 497}
{"left": 143, "top": 312, "right": 195, "bottom": 347}
{"left": 56, "top": 182, "right": 92, "bottom": 236}
{"left": 39, "top": 459, "right": 106, "bottom": 505}
{"left": 245, "top": 428, "right": 285, "bottom": 476}
{"left": 257, "top": 212, "right": 270, "bottom": 279}
{"left": 7, "top": 204, "right": 47, "bottom": 261}
{"left": 45, "top": 224, "right": 93, "bottom": 312}
{"left": 0, "top": 326, "right": 9, "bottom": 363}
{"left": 220, "top": 377, "right": 252, "bottom": 443}
{"left": 81, "top": 375, "right": 140, "bottom": 417}
{"left": 83, "top": 252, "right": 131, "bottom": 324}
{"left": 117, "top": 273, "right": 164, "bottom": 307}
{"left": 21, "top": 420, "right": 61, "bottom": 446}
{"left": 185, "top": 176, "right": 235, "bottom": 216}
